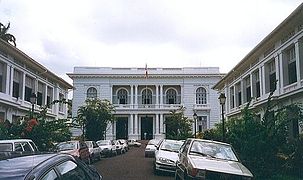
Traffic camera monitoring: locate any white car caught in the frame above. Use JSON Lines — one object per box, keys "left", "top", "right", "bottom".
{"left": 85, "top": 141, "right": 102, "bottom": 162}
{"left": 117, "top": 139, "right": 129, "bottom": 152}
{"left": 153, "top": 139, "right": 184, "bottom": 174}
{"left": 175, "top": 139, "right": 253, "bottom": 179}
{"left": 128, "top": 139, "right": 141, "bottom": 147}
{"left": 0, "top": 139, "right": 38, "bottom": 152}
{"left": 145, "top": 139, "right": 162, "bottom": 157}
{"left": 113, "top": 140, "right": 123, "bottom": 154}
{"left": 97, "top": 140, "right": 117, "bottom": 156}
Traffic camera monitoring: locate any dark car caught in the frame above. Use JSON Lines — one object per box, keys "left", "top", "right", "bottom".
{"left": 0, "top": 152, "right": 102, "bottom": 180}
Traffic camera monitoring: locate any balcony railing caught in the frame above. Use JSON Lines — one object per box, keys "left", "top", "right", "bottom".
{"left": 193, "top": 104, "right": 210, "bottom": 110}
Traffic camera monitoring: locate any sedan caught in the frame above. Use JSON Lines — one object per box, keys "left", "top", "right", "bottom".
{"left": 175, "top": 138, "right": 253, "bottom": 180}
{"left": 85, "top": 141, "right": 102, "bottom": 162}
{"left": 153, "top": 139, "right": 184, "bottom": 174}
{"left": 0, "top": 152, "right": 102, "bottom": 180}
{"left": 145, "top": 139, "right": 162, "bottom": 157}
{"left": 97, "top": 140, "right": 117, "bottom": 157}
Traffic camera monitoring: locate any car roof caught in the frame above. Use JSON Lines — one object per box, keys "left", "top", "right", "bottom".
{"left": 0, "top": 153, "right": 57, "bottom": 180}
{"left": 0, "top": 139, "right": 34, "bottom": 143}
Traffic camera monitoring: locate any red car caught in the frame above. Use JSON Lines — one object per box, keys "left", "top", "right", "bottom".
{"left": 56, "top": 140, "right": 91, "bottom": 164}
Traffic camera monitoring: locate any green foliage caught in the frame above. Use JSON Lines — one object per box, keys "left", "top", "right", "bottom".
{"left": 164, "top": 107, "right": 193, "bottom": 140}
{"left": 76, "top": 98, "right": 115, "bottom": 141}
{"left": 0, "top": 99, "right": 72, "bottom": 151}
{"left": 202, "top": 95, "right": 303, "bottom": 179}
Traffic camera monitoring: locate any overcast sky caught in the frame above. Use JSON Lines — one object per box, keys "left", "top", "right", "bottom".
{"left": 0, "top": 0, "right": 302, "bottom": 85}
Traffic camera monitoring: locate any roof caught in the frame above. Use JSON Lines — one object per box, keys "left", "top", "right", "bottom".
{"left": 0, "top": 39, "right": 73, "bottom": 89}
{"left": 213, "top": 3, "right": 303, "bottom": 90}
{"left": 0, "top": 139, "right": 34, "bottom": 143}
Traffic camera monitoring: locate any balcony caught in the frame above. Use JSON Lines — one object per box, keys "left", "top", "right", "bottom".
{"left": 193, "top": 104, "right": 211, "bottom": 111}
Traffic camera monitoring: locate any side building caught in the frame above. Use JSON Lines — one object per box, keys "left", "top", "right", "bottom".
{"left": 68, "top": 67, "right": 224, "bottom": 140}
{"left": 213, "top": 3, "right": 303, "bottom": 133}
{"left": 0, "top": 39, "right": 73, "bottom": 122}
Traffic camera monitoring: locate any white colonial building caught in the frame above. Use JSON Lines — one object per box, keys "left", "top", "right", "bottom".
{"left": 0, "top": 39, "right": 72, "bottom": 123}
{"left": 68, "top": 67, "right": 224, "bottom": 140}
{"left": 213, "top": 3, "right": 303, "bottom": 134}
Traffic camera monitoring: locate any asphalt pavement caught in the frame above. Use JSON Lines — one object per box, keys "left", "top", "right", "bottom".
{"left": 94, "top": 141, "right": 173, "bottom": 180}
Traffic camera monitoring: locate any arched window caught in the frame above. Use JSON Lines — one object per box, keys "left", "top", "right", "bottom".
{"left": 117, "top": 89, "right": 128, "bottom": 104}
{"left": 196, "top": 87, "right": 207, "bottom": 104}
{"left": 142, "top": 89, "right": 152, "bottom": 104}
{"left": 87, "top": 87, "right": 97, "bottom": 99}
{"left": 166, "top": 89, "right": 177, "bottom": 104}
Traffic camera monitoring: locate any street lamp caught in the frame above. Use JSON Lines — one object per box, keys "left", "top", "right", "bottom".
{"left": 193, "top": 112, "right": 197, "bottom": 138}
{"left": 30, "top": 93, "right": 37, "bottom": 119}
{"left": 218, "top": 93, "right": 226, "bottom": 142}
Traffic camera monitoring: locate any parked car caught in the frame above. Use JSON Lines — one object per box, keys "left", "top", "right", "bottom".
{"left": 145, "top": 139, "right": 162, "bottom": 157}
{"left": 117, "top": 139, "right": 129, "bottom": 152}
{"left": 55, "top": 140, "right": 91, "bottom": 164}
{"left": 0, "top": 139, "right": 38, "bottom": 152}
{"left": 96, "top": 140, "right": 117, "bottom": 157}
{"left": 113, "top": 140, "right": 123, "bottom": 154}
{"left": 175, "top": 138, "right": 253, "bottom": 180}
{"left": 85, "top": 141, "right": 102, "bottom": 162}
{"left": 128, "top": 139, "right": 141, "bottom": 147}
{"left": 153, "top": 139, "right": 184, "bottom": 174}
{"left": 0, "top": 152, "right": 102, "bottom": 179}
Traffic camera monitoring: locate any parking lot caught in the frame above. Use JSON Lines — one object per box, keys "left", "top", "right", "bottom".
{"left": 94, "top": 141, "right": 173, "bottom": 180}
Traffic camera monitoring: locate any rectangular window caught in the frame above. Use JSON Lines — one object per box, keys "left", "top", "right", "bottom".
{"left": 268, "top": 60, "right": 276, "bottom": 92}
{"left": 287, "top": 47, "right": 297, "bottom": 84}
{"left": 24, "top": 76, "right": 34, "bottom": 102}
{"left": 235, "top": 83, "right": 242, "bottom": 106}
{"left": 230, "top": 87, "right": 235, "bottom": 109}
{"left": 37, "top": 82, "right": 44, "bottom": 106}
{"left": 253, "top": 70, "right": 261, "bottom": 98}
{"left": 198, "top": 116, "right": 207, "bottom": 132}
{"left": 13, "top": 69, "right": 22, "bottom": 98}
{"left": 59, "top": 93, "right": 64, "bottom": 112}
{"left": 244, "top": 77, "right": 251, "bottom": 102}
{"left": 47, "top": 87, "right": 53, "bottom": 108}
{"left": 0, "top": 62, "right": 7, "bottom": 93}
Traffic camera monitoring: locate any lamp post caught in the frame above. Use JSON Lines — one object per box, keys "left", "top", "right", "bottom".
{"left": 193, "top": 112, "right": 197, "bottom": 138}
{"left": 218, "top": 93, "right": 226, "bottom": 142}
{"left": 30, "top": 93, "right": 37, "bottom": 119}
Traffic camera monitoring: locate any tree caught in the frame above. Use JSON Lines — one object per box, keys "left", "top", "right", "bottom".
{"left": 76, "top": 98, "right": 115, "bottom": 141}
{"left": 0, "top": 99, "right": 72, "bottom": 151}
{"left": 164, "top": 107, "right": 193, "bottom": 140}
{"left": 0, "top": 22, "right": 16, "bottom": 46}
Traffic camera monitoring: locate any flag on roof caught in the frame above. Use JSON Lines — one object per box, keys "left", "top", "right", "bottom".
{"left": 144, "top": 64, "right": 148, "bottom": 79}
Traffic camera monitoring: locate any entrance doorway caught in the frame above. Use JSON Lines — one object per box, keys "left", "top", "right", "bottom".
{"left": 116, "top": 117, "right": 128, "bottom": 139}
{"left": 141, "top": 116, "right": 153, "bottom": 140}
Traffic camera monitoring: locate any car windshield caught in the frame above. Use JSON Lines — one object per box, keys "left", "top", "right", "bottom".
{"left": 85, "top": 141, "right": 93, "bottom": 148}
{"left": 97, "top": 140, "right": 110, "bottom": 146}
{"left": 148, "top": 139, "right": 160, "bottom": 145}
{"left": 57, "top": 142, "right": 77, "bottom": 151}
{"left": 160, "top": 140, "right": 183, "bottom": 152}
{"left": 189, "top": 141, "right": 238, "bottom": 161}
{"left": 0, "top": 143, "right": 13, "bottom": 151}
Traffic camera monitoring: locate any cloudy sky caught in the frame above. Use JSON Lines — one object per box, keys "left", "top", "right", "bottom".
{"left": 0, "top": 0, "right": 302, "bottom": 84}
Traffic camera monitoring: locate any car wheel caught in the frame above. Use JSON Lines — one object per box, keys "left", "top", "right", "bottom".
{"left": 98, "top": 152, "right": 102, "bottom": 160}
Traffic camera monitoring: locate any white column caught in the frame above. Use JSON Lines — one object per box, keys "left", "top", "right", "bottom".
{"left": 153, "top": 115, "right": 156, "bottom": 136}
{"left": 160, "top": 114, "right": 164, "bottom": 134}
{"left": 180, "top": 85, "right": 184, "bottom": 104}
{"left": 240, "top": 80, "right": 244, "bottom": 105}
{"left": 130, "top": 85, "right": 134, "bottom": 106}
{"left": 44, "top": 85, "right": 48, "bottom": 106}
{"left": 21, "top": 73, "right": 26, "bottom": 102}
{"left": 135, "top": 85, "right": 138, "bottom": 108}
{"left": 160, "top": 85, "right": 163, "bottom": 107}
{"left": 9, "top": 66, "right": 14, "bottom": 96}
{"left": 274, "top": 55, "right": 280, "bottom": 96}
{"left": 110, "top": 85, "right": 113, "bottom": 103}
{"left": 134, "top": 114, "right": 138, "bottom": 135}
{"left": 129, "top": 114, "right": 133, "bottom": 135}
{"left": 295, "top": 41, "right": 301, "bottom": 86}
{"left": 278, "top": 53, "right": 284, "bottom": 94}
{"left": 5, "top": 64, "right": 11, "bottom": 94}
{"left": 261, "top": 65, "right": 266, "bottom": 96}
{"left": 155, "top": 114, "right": 159, "bottom": 134}
{"left": 156, "top": 85, "right": 159, "bottom": 105}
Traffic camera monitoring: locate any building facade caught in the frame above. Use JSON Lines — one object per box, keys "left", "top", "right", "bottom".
{"left": 0, "top": 39, "right": 73, "bottom": 123}
{"left": 213, "top": 3, "right": 303, "bottom": 133}
{"left": 68, "top": 67, "right": 224, "bottom": 140}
